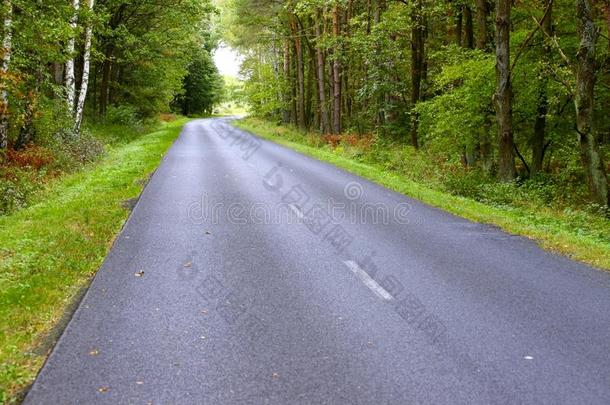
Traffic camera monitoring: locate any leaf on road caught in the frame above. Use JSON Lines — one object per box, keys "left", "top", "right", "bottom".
{"left": 98, "top": 387, "right": 109, "bottom": 393}
{"left": 183, "top": 261, "right": 192, "bottom": 267}
{"left": 88, "top": 349, "right": 99, "bottom": 356}
{"left": 134, "top": 270, "right": 145, "bottom": 277}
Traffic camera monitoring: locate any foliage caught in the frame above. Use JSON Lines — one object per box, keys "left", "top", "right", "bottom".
{"left": 220, "top": 0, "right": 610, "bottom": 206}
{"left": 174, "top": 47, "right": 224, "bottom": 116}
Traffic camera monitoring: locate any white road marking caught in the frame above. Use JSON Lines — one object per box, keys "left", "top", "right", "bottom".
{"left": 343, "top": 260, "right": 394, "bottom": 301}
{"left": 288, "top": 203, "right": 304, "bottom": 219}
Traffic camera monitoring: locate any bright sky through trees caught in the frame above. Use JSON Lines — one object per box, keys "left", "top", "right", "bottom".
{"left": 213, "top": 44, "right": 242, "bottom": 77}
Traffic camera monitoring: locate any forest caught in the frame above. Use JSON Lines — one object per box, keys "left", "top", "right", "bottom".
{"left": 0, "top": 0, "right": 224, "bottom": 214}
{"left": 1, "top": 1, "right": 610, "bottom": 402}
{"left": 222, "top": 0, "right": 610, "bottom": 212}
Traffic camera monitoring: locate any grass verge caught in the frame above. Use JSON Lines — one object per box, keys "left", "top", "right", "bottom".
{"left": 0, "top": 118, "right": 188, "bottom": 403}
{"left": 235, "top": 117, "right": 610, "bottom": 271}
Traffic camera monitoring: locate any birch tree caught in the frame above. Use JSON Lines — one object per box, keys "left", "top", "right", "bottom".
{"left": 65, "top": 0, "right": 80, "bottom": 116}
{"left": 0, "top": 0, "right": 12, "bottom": 150}
{"left": 74, "top": 0, "right": 94, "bottom": 134}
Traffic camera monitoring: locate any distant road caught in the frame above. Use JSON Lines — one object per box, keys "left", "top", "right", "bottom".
{"left": 24, "top": 118, "right": 610, "bottom": 404}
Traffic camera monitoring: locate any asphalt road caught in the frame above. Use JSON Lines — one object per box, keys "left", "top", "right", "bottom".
{"left": 24, "top": 118, "right": 610, "bottom": 404}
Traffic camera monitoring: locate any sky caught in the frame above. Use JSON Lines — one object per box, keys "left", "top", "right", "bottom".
{"left": 213, "top": 45, "right": 243, "bottom": 78}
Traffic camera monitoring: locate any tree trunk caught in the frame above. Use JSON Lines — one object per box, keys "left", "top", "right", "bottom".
{"left": 479, "top": 113, "right": 493, "bottom": 172}
{"left": 315, "top": 13, "right": 331, "bottom": 134}
{"left": 306, "top": 45, "right": 315, "bottom": 129}
{"left": 283, "top": 40, "right": 291, "bottom": 124}
{"left": 65, "top": 0, "right": 81, "bottom": 116}
{"left": 410, "top": 0, "right": 424, "bottom": 148}
{"left": 374, "top": 0, "right": 386, "bottom": 126}
{"left": 456, "top": 5, "right": 463, "bottom": 46}
{"left": 99, "top": 44, "right": 113, "bottom": 116}
{"left": 494, "top": 0, "right": 516, "bottom": 181}
{"left": 604, "top": 2, "right": 610, "bottom": 55}
{"left": 531, "top": 2, "right": 552, "bottom": 176}
{"left": 476, "top": 0, "right": 488, "bottom": 50}
{"left": 0, "top": 0, "right": 12, "bottom": 151}
{"left": 291, "top": 16, "right": 305, "bottom": 128}
{"left": 332, "top": 5, "right": 342, "bottom": 134}
{"left": 74, "top": 0, "right": 95, "bottom": 134}
{"left": 574, "top": 0, "right": 609, "bottom": 206}
{"left": 15, "top": 90, "right": 36, "bottom": 149}
{"left": 464, "top": 5, "right": 474, "bottom": 49}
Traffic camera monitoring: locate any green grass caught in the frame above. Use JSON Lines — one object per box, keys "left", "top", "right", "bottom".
{"left": 0, "top": 118, "right": 188, "bottom": 403}
{"left": 235, "top": 117, "right": 610, "bottom": 271}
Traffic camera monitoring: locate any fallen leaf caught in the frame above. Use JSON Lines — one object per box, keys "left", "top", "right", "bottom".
{"left": 134, "top": 271, "right": 145, "bottom": 277}
{"left": 88, "top": 349, "right": 99, "bottom": 356}
{"left": 201, "top": 309, "right": 208, "bottom": 314}
{"left": 98, "top": 386, "right": 110, "bottom": 393}
{"left": 183, "top": 261, "right": 192, "bottom": 268}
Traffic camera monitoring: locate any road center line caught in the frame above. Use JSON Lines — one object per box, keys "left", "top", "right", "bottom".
{"left": 343, "top": 260, "right": 394, "bottom": 301}
{"left": 288, "top": 203, "right": 304, "bottom": 219}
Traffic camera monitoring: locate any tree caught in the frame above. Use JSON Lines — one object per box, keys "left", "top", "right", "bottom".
{"left": 332, "top": 3, "right": 342, "bottom": 134}
{"left": 0, "top": 0, "right": 12, "bottom": 151}
{"left": 410, "top": 0, "right": 424, "bottom": 148}
{"left": 494, "top": 0, "right": 516, "bottom": 181}
{"left": 315, "top": 10, "right": 330, "bottom": 134}
{"left": 176, "top": 47, "right": 223, "bottom": 116}
{"left": 531, "top": 1, "right": 553, "bottom": 176}
{"left": 74, "top": 0, "right": 95, "bottom": 134}
{"left": 476, "top": 0, "right": 488, "bottom": 50}
{"left": 220, "top": 0, "right": 610, "bottom": 208}
{"left": 574, "top": 0, "right": 609, "bottom": 206}
{"left": 65, "top": 0, "right": 80, "bottom": 115}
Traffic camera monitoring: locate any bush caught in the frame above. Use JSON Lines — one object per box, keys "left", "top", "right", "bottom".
{"left": 0, "top": 167, "right": 41, "bottom": 215}
{"left": 105, "top": 105, "right": 141, "bottom": 126}
{"left": 6, "top": 146, "right": 55, "bottom": 170}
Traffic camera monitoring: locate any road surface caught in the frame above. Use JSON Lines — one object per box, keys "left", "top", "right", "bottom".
{"left": 24, "top": 118, "right": 610, "bottom": 404}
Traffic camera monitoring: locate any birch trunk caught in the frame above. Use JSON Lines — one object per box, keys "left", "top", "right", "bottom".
{"left": 0, "top": 0, "right": 13, "bottom": 150}
{"left": 65, "top": 0, "right": 80, "bottom": 116}
{"left": 574, "top": 0, "right": 609, "bottom": 206}
{"left": 74, "top": 0, "right": 94, "bottom": 134}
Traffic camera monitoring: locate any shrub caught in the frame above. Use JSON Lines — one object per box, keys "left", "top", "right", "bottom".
{"left": 0, "top": 167, "right": 41, "bottom": 215}
{"left": 105, "top": 105, "right": 141, "bottom": 126}
{"left": 6, "top": 145, "right": 54, "bottom": 170}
